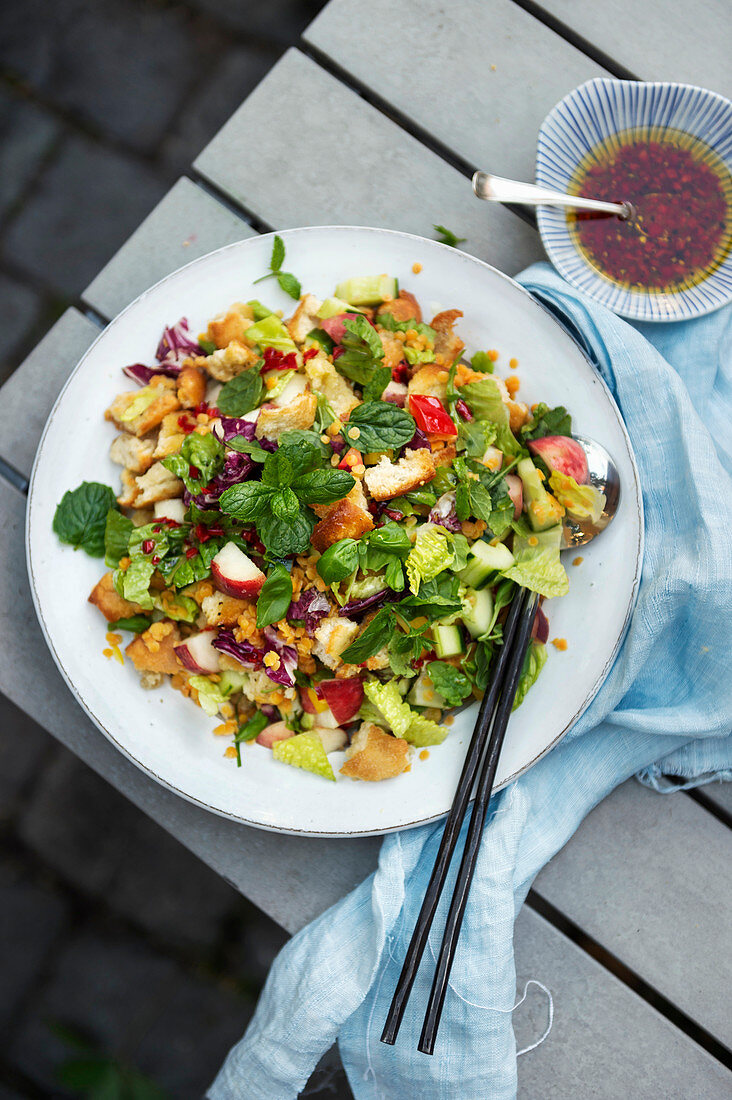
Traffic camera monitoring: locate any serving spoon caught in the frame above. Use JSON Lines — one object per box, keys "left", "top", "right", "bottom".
{"left": 382, "top": 434, "right": 621, "bottom": 1051}
{"left": 473, "top": 170, "right": 635, "bottom": 221}
{"left": 561, "top": 435, "right": 621, "bottom": 548}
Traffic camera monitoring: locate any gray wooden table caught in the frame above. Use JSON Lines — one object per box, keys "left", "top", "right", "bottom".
{"left": 2, "top": 2, "right": 731, "bottom": 1094}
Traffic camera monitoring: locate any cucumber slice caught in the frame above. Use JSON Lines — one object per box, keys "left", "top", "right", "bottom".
{"left": 218, "top": 670, "right": 249, "bottom": 696}
{"left": 408, "top": 670, "right": 447, "bottom": 709}
{"left": 432, "top": 623, "right": 465, "bottom": 658}
{"left": 461, "top": 587, "right": 494, "bottom": 639}
{"left": 317, "top": 297, "right": 365, "bottom": 319}
{"left": 459, "top": 541, "right": 515, "bottom": 589}
{"left": 334, "top": 275, "right": 398, "bottom": 306}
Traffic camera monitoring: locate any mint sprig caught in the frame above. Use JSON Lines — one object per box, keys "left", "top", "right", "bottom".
{"left": 253, "top": 235, "right": 302, "bottom": 300}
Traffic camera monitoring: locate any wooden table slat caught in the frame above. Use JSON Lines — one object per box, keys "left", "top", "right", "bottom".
{"left": 514, "top": 907, "right": 731, "bottom": 1098}
{"left": 83, "top": 177, "right": 256, "bottom": 321}
{"left": 0, "top": 308, "right": 101, "bottom": 480}
{"left": 194, "top": 49, "right": 544, "bottom": 277}
{"left": 304, "top": 0, "right": 609, "bottom": 183}
{"left": 535, "top": 778, "right": 732, "bottom": 1046}
{"left": 528, "top": 0, "right": 732, "bottom": 95}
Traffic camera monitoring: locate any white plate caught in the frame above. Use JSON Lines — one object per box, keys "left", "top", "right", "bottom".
{"left": 26, "top": 227, "right": 643, "bottom": 837}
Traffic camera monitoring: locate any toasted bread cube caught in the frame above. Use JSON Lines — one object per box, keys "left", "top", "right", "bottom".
{"left": 310, "top": 479, "right": 367, "bottom": 520}
{"left": 407, "top": 363, "right": 449, "bottom": 402}
{"left": 176, "top": 366, "right": 206, "bottom": 409}
{"left": 304, "top": 354, "right": 360, "bottom": 420}
{"left": 117, "top": 469, "right": 140, "bottom": 508}
{"left": 434, "top": 443, "right": 457, "bottom": 468}
{"left": 378, "top": 329, "right": 406, "bottom": 371}
{"left": 201, "top": 591, "right": 251, "bottom": 627}
{"left": 207, "top": 304, "right": 254, "bottom": 349}
{"left": 378, "top": 290, "right": 422, "bottom": 324}
{"left": 133, "top": 462, "right": 184, "bottom": 507}
{"left": 89, "top": 572, "right": 145, "bottom": 622}
{"left": 431, "top": 309, "right": 464, "bottom": 366}
{"left": 152, "top": 412, "right": 187, "bottom": 459}
{"left": 364, "top": 449, "right": 435, "bottom": 502}
{"left": 340, "top": 722, "right": 410, "bottom": 781}
{"left": 313, "top": 617, "right": 360, "bottom": 670}
{"left": 126, "top": 621, "right": 182, "bottom": 675}
{"left": 255, "top": 392, "right": 317, "bottom": 441}
{"left": 105, "top": 379, "right": 180, "bottom": 437}
{"left": 311, "top": 494, "right": 374, "bottom": 552}
{"left": 286, "top": 293, "right": 322, "bottom": 343}
{"left": 109, "top": 434, "right": 155, "bottom": 475}
{"left": 201, "top": 341, "right": 259, "bottom": 382}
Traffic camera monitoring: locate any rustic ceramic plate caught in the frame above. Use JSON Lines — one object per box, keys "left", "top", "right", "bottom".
{"left": 26, "top": 227, "right": 643, "bottom": 836}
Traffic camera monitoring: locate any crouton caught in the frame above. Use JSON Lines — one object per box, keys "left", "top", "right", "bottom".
{"left": 431, "top": 309, "right": 464, "bottom": 365}
{"left": 126, "top": 621, "right": 182, "bottom": 675}
{"left": 407, "top": 363, "right": 450, "bottom": 401}
{"left": 378, "top": 329, "right": 406, "bottom": 371}
{"left": 313, "top": 617, "right": 360, "bottom": 670}
{"left": 133, "top": 462, "right": 184, "bottom": 507}
{"left": 310, "top": 491, "right": 374, "bottom": 552}
{"left": 105, "top": 378, "right": 180, "bottom": 437}
{"left": 207, "top": 304, "right": 254, "bottom": 349}
{"left": 490, "top": 376, "right": 530, "bottom": 432}
{"left": 152, "top": 412, "right": 187, "bottom": 460}
{"left": 377, "top": 290, "right": 422, "bottom": 324}
{"left": 340, "top": 722, "right": 410, "bottom": 781}
{"left": 117, "top": 469, "right": 140, "bottom": 508}
{"left": 201, "top": 591, "right": 251, "bottom": 627}
{"left": 176, "top": 366, "right": 206, "bottom": 409}
{"left": 286, "top": 293, "right": 323, "bottom": 343}
{"left": 109, "top": 434, "right": 155, "bottom": 475}
{"left": 364, "top": 449, "right": 436, "bottom": 501}
{"left": 310, "top": 478, "right": 368, "bottom": 520}
{"left": 434, "top": 443, "right": 457, "bottom": 468}
{"left": 89, "top": 572, "right": 145, "bottom": 622}
{"left": 304, "top": 354, "right": 361, "bottom": 420}
{"left": 200, "top": 341, "right": 259, "bottom": 382}
{"left": 255, "top": 392, "right": 317, "bottom": 441}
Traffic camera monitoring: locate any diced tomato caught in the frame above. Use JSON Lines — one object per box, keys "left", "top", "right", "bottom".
{"left": 408, "top": 394, "right": 458, "bottom": 439}
{"left": 303, "top": 347, "right": 319, "bottom": 361}
{"left": 177, "top": 415, "right": 195, "bottom": 434}
{"left": 262, "top": 346, "right": 298, "bottom": 371}
{"left": 338, "top": 447, "right": 360, "bottom": 470}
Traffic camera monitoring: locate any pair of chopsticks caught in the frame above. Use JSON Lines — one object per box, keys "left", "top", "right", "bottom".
{"left": 381, "top": 586, "right": 539, "bottom": 1054}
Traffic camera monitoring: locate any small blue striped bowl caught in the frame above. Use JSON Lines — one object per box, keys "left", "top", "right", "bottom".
{"left": 536, "top": 79, "right": 732, "bottom": 322}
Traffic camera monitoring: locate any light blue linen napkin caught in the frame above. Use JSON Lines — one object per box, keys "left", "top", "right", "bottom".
{"left": 209, "top": 263, "right": 732, "bottom": 1100}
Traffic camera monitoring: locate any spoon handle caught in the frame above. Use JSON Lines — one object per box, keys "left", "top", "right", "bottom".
{"left": 473, "top": 171, "right": 630, "bottom": 218}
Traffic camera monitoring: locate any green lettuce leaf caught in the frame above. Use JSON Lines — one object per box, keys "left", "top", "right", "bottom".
{"left": 273, "top": 732, "right": 336, "bottom": 781}
{"left": 512, "top": 641, "right": 548, "bottom": 710}
{"left": 104, "top": 509, "right": 133, "bottom": 567}
{"left": 189, "top": 676, "right": 230, "bottom": 717}
{"left": 404, "top": 713, "right": 447, "bottom": 746}
{"left": 459, "top": 376, "right": 522, "bottom": 457}
{"left": 364, "top": 679, "right": 447, "bottom": 745}
{"left": 549, "top": 471, "right": 605, "bottom": 523}
{"left": 118, "top": 387, "right": 156, "bottom": 423}
{"left": 405, "top": 525, "right": 454, "bottom": 593}
{"left": 504, "top": 526, "right": 569, "bottom": 599}
{"left": 162, "top": 432, "right": 225, "bottom": 493}
{"left": 244, "top": 313, "right": 298, "bottom": 353}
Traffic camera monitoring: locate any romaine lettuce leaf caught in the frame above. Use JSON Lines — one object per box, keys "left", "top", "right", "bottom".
{"left": 504, "top": 526, "right": 569, "bottom": 599}
{"left": 273, "top": 732, "right": 336, "bottom": 781}
{"left": 549, "top": 471, "right": 605, "bottom": 523}
{"left": 244, "top": 314, "right": 298, "bottom": 353}
{"left": 459, "top": 376, "right": 522, "bottom": 457}
{"left": 188, "top": 676, "right": 230, "bottom": 717}
{"left": 405, "top": 524, "right": 454, "bottom": 593}
{"left": 364, "top": 679, "right": 447, "bottom": 745}
{"left": 512, "top": 641, "right": 548, "bottom": 710}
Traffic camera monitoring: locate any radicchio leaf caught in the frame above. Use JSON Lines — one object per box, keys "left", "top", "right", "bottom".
{"left": 339, "top": 588, "right": 400, "bottom": 618}
{"left": 218, "top": 416, "right": 257, "bottom": 442}
{"left": 156, "top": 317, "right": 203, "bottom": 364}
{"left": 187, "top": 451, "right": 254, "bottom": 507}
{"left": 212, "top": 629, "right": 264, "bottom": 668}
{"left": 429, "top": 490, "right": 461, "bottom": 533}
{"left": 402, "top": 427, "right": 431, "bottom": 453}
{"left": 287, "top": 589, "right": 330, "bottom": 634}
{"left": 263, "top": 627, "right": 298, "bottom": 687}
{"left": 122, "top": 361, "right": 181, "bottom": 386}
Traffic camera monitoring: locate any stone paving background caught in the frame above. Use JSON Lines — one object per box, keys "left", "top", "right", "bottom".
{"left": 0, "top": 1, "right": 355, "bottom": 1096}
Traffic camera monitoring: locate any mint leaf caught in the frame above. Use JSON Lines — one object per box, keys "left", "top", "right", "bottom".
{"left": 433, "top": 224, "right": 466, "bottom": 248}
{"left": 271, "top": 488, "right": 300, "bottom": 521}
{"left": 53, "top": 482, "right": 118, "bottom": 557}
{"left": 345, "top": 401, "right": 416, "bottom": 453}
{"left": 256, "top": 561, "right": 293, "bottom": 629}
{"left": 295, "top": 468, "right": 355, "bottom": 505}
{"left": 226, "top": 436, "right": 270, "bottom": 462}
{"left": 520, "top": 403, "right": 572, "bottom": 441}
{"left": 104, "top": 509, "right": 134, "bottom": 568}
{"left": 426, "top": 661, "right": 472, "bottom": 705}
{"left": 217, "top": 367, "right": 264, "bottom": 416}
{"left": 277, "top": 271, "right": 301, "bottom": 299}
{"left": 108, "top": 614, "right": 151, "bottom": 633}
{"left": 271, "top": 234, "right": 285, "bottom": 273}
{"left": 219, "top": 481, "right": 274, "bottom": 522}
{"left": 258, "top": 507, "right": 315, "bottom": 556}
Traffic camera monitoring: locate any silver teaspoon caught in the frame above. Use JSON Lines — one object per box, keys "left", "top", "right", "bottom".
{"left": 473, "top": 171, "right": 635, "bottom": 221}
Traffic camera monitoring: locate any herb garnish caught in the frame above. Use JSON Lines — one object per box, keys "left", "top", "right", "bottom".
{"left": 253, "top": 235, "right": 302, "bottom": 300}
{"left": 433, "top": 225, "right": 466, "bottom": 248}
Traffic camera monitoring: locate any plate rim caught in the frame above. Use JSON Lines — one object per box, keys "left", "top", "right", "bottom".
{"left": 25, "top": 225, "right": 644, "bottom": 837}
{"left": 536, "top": 76, "right": 732, "bottom": 322}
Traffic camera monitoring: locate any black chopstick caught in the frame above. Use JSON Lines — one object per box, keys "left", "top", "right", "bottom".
{"left": 418, "top": 589, "right": 539, "bottom": 1054}
{"left": 381, "top": 587, "right": 530, "bottom": 1047}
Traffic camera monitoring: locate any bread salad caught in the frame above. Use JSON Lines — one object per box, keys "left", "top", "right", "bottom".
{"left": 53, "top": 243, "right": 605, "bottom": 784}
